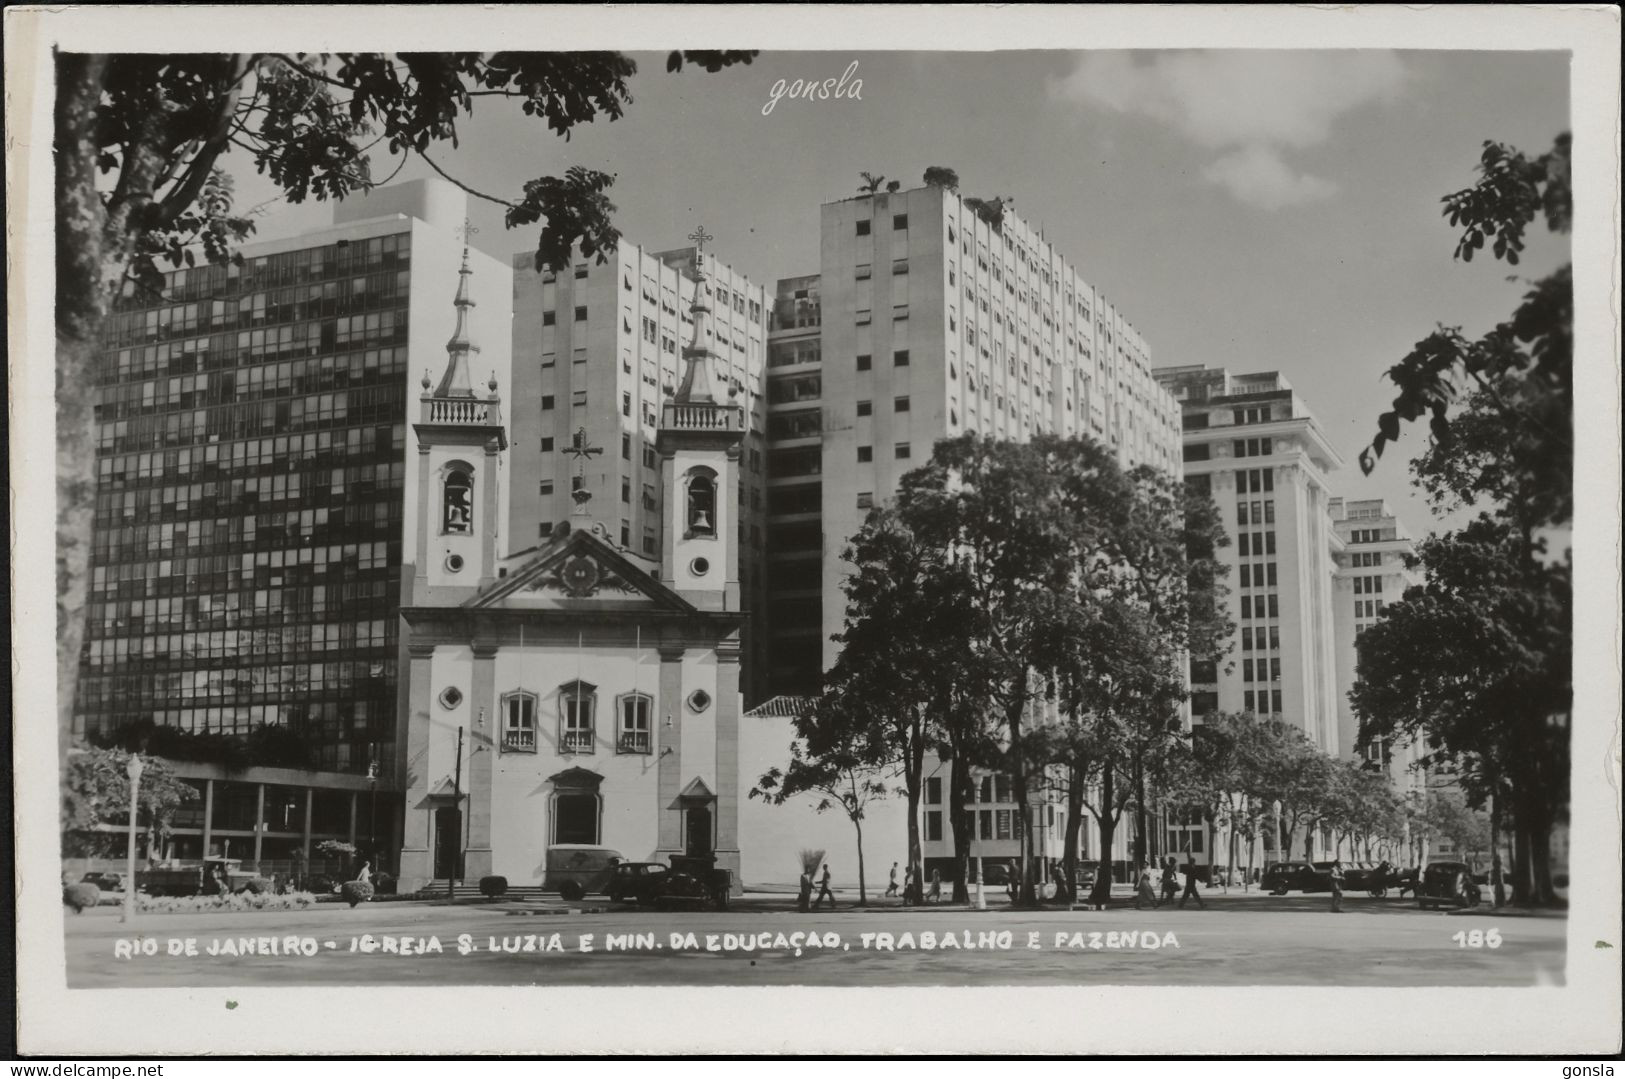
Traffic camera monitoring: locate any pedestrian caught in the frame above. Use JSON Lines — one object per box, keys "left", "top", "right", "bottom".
{"left": 797, "top": 866, "right": 813, "bottom": 912}
{"left": 1179, "top": 853, "right": 1206, "bottom": 909}
{"left": 1135, "top": 862, "right": 1158, "bottom": 909}
{"left": 1329, "top": 859, "right": 1345, "bottom": 913}
{"left": 1160, "top": 857, "right": 1179, "bottom": 906}
{"left": 813, "top": 864, "right": 836, "bottom": 910}
{"left": 927, "top": 868, "right": 942, "bottom": 904}
{"left": 1006, "top": 859, "right": 1018, "bottom": 903}
{"left": 885, "top": 861, "right": 900, "bottom": 898}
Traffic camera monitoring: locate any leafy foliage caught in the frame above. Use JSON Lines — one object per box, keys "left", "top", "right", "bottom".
{"left": 923, "top": 165, "right": 960, "bottom": 191}
{"left": 90, "top": 718, "right": 315, "bottom": 771}
{"left": 1360, "top": 133, "right": 1572, "bottom": 531}
{"left": 61, "top": 747, "right": 199, "bottom": 839}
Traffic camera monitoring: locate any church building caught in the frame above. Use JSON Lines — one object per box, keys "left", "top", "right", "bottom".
{"left": 396, "top": 243, "right": 748, "bottom": 895}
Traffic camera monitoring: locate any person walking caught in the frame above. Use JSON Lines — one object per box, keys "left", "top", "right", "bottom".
{"left": 1178, "top": 853, "right": 1206, "bottom": 909}
{"left": 797, "top": 866, "right": 813, "bottom": 912}
{"left": 903, "top": 863, "right": 916, "bottom": 904}
{"left": 926, "top": 868, "right": 942, "bottom": 904}
{"left": 1329, "top": 859, "right": 1345, "bottom": 913}
{"left": 885, "top": 861, "right": 900, "bottom": 898}
{"left": 1135, "top": 863, "right": 1158, "bottom": 909}
{"left": 812, "top": 864, "right": 836, "bottom": 910}
{"left": 1160, "top": 857, "right": 1179, "bottom": 906}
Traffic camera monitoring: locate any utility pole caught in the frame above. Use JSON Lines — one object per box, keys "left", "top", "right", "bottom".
{"left": 449, "top": 726, "right": 464, "bottom": 900}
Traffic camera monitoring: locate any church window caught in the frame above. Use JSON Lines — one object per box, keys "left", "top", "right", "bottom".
{"left": 442, "top": 468, "right": 473, "bottom": 533}
{"left": 501, "top": 691, "right": 538, "bottom": 753}
{"left": 617, "top": 693, "right": 653, "bottom": 754}
{"left": 558, "top": 680, "right": 596, "bottom": 754}
{"left": 685, "top": 469, "right": 717, "bottom": 538}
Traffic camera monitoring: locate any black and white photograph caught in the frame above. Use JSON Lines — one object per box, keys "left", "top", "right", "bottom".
{"left": 7, "top": 3, "right": 1621, "bottom": 1058}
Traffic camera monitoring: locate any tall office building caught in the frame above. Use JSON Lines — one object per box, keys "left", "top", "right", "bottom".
{"left": 509, "top": 242, "right": 771, "bottom": 704}
{"left": 764, "top": 185, "right": 1184, "bottom": 692}
{"left": 74, "top": 178, "right": 511, "bottom": 866}
{"left": 1152, "top": 365, "right": 1343, "bottom": 753}
{"left": 1329, "top": 497, "right": 1425, "bottom": 777}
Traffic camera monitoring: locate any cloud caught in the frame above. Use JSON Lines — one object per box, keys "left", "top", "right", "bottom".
{"left": 1049, "top": 50, "right": 1406, "bottom": 208}
{"left": 1201, "top": 146, "right": 1337, "bottom": 210}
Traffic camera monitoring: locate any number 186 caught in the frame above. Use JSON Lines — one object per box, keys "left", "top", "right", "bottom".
{"left": 1452, "top": 928, "right": 1502, "bottom": 948}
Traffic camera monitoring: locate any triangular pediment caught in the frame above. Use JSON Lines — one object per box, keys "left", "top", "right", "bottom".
{"left": 670, "top": 777, "right": 716, "bottom": 808}
{"left": 467, "top": 527, "right": 696, "bottom": 613}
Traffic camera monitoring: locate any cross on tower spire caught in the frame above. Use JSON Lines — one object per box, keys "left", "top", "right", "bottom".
{"left": 687, "top": 224, "right": 713, "bottom": 253}
{"left": 562, "top": 427, "right": 604, "bottom": 517}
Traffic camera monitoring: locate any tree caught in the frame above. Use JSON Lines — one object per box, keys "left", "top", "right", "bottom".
{"left": 61, "top": 747, "right": 199, "bottom": 858}
{"left": 858, "top": 171, "right": 888, "bottom": 194}
{"left": 1354, "top": 134, "right": 1572, "bottom": 907}
{"left": 1360, "top": 132, "right": 1571, "bottom": 531}
{"left": 923, "top": 166, "right": 960, "bottom": 192}
{"left": 54, "top": 50, "right": 756, "bottom": 760}
{"left": 1351, "top": 518, "right": 1569, "bottom": 904}
{"left": 752, "top": 728, "right": 891, "bottom": 906}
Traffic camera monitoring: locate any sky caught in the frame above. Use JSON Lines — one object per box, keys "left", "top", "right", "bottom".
{"left": 229, "top": 49, "right": 1572, "bottom": 537}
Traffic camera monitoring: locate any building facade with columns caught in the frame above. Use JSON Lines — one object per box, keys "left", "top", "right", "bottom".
{"left": 396, "top": 245, "right": 749, "bottom": 894}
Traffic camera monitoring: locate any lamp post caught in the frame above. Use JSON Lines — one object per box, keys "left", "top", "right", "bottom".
{"left": 367, "top": 758, "right": 379, "bottom": 875}
{"left": 1271, "top": 799, "right": 1283, "bottom": 865}
{"left": 122, "top": 754, "right": 144, "bottom": 924}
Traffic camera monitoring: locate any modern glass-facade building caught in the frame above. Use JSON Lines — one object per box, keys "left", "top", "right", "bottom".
{"left": 72, "top": 179, "right": 511, "bottom": 867}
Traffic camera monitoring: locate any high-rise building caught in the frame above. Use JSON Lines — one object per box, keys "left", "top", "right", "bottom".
{"left": 1152, "top": 364, "right": 1344, "bottom": 753}
{"left": 509, "top": 241, "right": 771, "bottom": 703}
{"left": 765, "top": 185, "right": 1184, "bottom": 692}
{"left": 1328, "top": 497, "right": 1423, "bottom": 767}
{"left": 74, "top": 178, "right": 511, "bottom": 867}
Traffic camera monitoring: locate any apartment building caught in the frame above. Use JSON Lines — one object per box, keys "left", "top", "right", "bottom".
{"left": 510, "top": 242, "right": 771, "bottom": 703}
{"left": 74, "top": 178, "right": 511, "bottom": 866}
{"left": 764, "top": 185, "right": 1184, "bottom": 693}
{"left": 1153, "top": 364, "right": 1344, "bottom": 754}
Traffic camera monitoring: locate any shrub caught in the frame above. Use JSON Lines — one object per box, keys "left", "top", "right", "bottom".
{"left": 63, "top": 882, "right": 101, "bottom": 913}
{"left": 134, "top": 891, "right": 317, "bottom": 914}
{"left": 479, "top": 875, "right": 508, "bottom": 899}
{"left": 341, "top": 880, "right": 375, "bottom": 908}
{"left": 242, "top": 878, "right": 267, "bottom": 895}
{"left": 557, "top": 880, "right": 585, "bottom": 901}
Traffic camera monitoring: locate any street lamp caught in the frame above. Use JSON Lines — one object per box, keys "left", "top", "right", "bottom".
{"left": 1271, "top": 799, "right": 1282, "bottom": 865}
{"left": 367, "top": 758, "right": 379, "bottom": 874}
{"left": 122, "top": 753, "right": 144, "bottom": 924}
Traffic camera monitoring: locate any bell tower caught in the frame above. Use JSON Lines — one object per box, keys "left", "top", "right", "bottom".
{"left": 412, "top": 246, "right": 507, "bottom": 596}
{"left": 656, "top": 233, "right": 743, "bottom": 612}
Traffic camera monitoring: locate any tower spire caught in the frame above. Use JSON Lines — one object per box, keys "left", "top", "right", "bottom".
{"left": 675, "top": 226, "right": 718, "bottom": 405}
{"left": 435, "top": 247, "right": 480, "bottom": 398}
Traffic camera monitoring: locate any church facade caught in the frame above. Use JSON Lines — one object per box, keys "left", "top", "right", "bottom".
{"left": 396, "top": 245, "right": 749, "bottom": 895}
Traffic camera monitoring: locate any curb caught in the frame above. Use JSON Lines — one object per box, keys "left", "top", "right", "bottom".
{"left": 504, "top": 906, "right": 606, "bottom": 916}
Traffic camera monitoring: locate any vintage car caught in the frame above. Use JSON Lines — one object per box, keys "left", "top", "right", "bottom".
{"left": 1416, "top": 860, "right": 1483, "bottom": 910}
{"left": 1262, "top": 860, "right": 1324, "bottom": 894}
{"left": 604, "top": 856, "right": 730, "bottom": 911}
{"left": 545, "top": 845, "right": 626, "bottom": 901}
{"left": 138, "top": 858, "right": 271, "bottom": 897}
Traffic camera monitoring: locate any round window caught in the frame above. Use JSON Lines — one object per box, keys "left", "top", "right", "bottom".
{"left": 445, "top": 553, "right": 465, "bottom": 573}
{"left": 689, "top": 556, "right": 710, "bottom": 577}
{"left": 687, "top": 689, "right": 712, "bottom": 713}
{"left": 439, "top": 686, "right": 464, "bottom": 709}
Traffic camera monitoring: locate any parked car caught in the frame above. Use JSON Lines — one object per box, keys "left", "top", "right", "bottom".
{"left": 79, "top": 871, "right": 127, "bottom": 893}
{"left": 138, "top": 858, "right": 271, "bottom": 897}
{"left": 604, "top": 857, "right": 729, "bottom": 910}
{"left": 604, "top": 862, "right": 673, "bottom": 905}
{"left": 545, "top": 845, "right": 626, "bottom": 901}
{"left": 1262, "top": 860, "right": 1325, "bottom": 894}
{"left": 1416, "top": 861, "right": 1483, "bottom": 910}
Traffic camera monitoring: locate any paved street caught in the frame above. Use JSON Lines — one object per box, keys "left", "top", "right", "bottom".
{"left": 64, "top": 893, "right": 1565, "bottom": 988}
